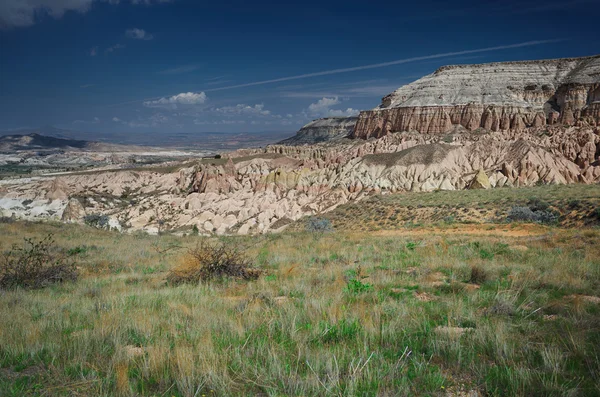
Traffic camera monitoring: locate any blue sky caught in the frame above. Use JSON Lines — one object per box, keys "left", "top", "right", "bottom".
{"left": 1, "top": 0, "right": 599, "bottom": 135}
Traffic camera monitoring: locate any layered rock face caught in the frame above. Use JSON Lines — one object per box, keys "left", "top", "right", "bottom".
{"left": 353, "top": 55, "right": 600, "bottom": 138}
{"left": 279, "top": 117, "right": 357, "bottom": 145}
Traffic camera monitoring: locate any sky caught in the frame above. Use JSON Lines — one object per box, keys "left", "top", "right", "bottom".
{"left": 0, "top": 0, "right": 599, "bottom": 137}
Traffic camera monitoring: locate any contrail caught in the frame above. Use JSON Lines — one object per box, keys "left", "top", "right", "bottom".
{"left": 205, "top": 40, "right": 563, "bottom": 92}
{"left": 110, "top": 39, "right": 562, "bottom": 106}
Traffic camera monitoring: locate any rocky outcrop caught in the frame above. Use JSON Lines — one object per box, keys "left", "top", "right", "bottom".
{"left": 45, "top": 178, "right": 69, "bottom": 200}
{"left": 353, "top": 55, "right": 600, "bottom": 138}
{"left": 279, "top": 117, "right": 357, "bottom": 145}
{"left": 469, "top": 169, "right": 491, "bottom": 189}
{"left": 61, "top": 198, "right": 86, "bottom": 223}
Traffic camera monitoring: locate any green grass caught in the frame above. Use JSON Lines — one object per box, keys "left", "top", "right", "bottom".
{"left": 0, "top": 219, "right": 599, "bottom": 396}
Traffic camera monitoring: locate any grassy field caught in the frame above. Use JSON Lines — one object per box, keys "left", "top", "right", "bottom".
{"left": 320, "top": 184, "right": 600, "bottom": 231}
{"left": 1, "top": 187, "right": 600, "bottom": 396}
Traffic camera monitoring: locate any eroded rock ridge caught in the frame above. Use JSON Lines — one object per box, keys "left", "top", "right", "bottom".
{"left": 353, "top": 55, "right": 600, "bottom": 138}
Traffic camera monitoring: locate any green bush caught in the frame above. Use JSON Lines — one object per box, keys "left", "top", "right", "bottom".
{"left": 344, "top": 266, "right": 373, "bottom": 294}
{"left": 84, "top": 213, "right": 110, "bottom": 229}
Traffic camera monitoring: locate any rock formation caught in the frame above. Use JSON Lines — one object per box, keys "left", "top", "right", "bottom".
{"left": 279, "top": 117, "right": 357, "bottom": 145}
{"left": 469, "top": 169, "right": 491, "bottom": 189}
{"left": 3, "top": 124, "right": 597, "bottom": 235}
{"left": 61, "top": 198, "right": 86, "bottom": 223}
{"left": 353, "top": 55, "right": 600, "bottom": 138}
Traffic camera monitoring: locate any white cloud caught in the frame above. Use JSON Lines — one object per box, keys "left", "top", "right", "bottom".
{"left": 104, "top": 43, "right": 125, "bottom": 54}
{"left": 72, "top": 116, "right": 100, "bottom": 124}
{"left": 125, "top": 27, "right": 153, "bottom": 40}
{"left": 221, "top": 120, "right": 246, "bottom": 125}
{"left": 88, "top": 46, "right": 98, "bottom": 56}
{"left": 327, "top": 108, "right": 359, "bottom": 117}
{"left": 308, "top": 97, "right": 340, "bottom": 114}
{"left": 112, "top": 117, "right": 121, "bottom": 122}
{"left": 0, "top": 0, "right": 174, "bottom": 29}
{"left": 306, "top": 96, "right": 359, "bottom": 118}
{"left": 215, "top": 103, "right": 270, "bottom": 116}
{"left": 144, "top": 92, "right": 207, "bottom": 109}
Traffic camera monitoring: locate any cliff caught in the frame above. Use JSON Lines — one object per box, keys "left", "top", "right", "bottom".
{"left": 353, "top": 55, "right": 600, "bottom": 138}
{"left": 279, "top": 117, "right": 357, "bottom": 145}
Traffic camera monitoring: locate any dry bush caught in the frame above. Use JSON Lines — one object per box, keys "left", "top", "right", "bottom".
{"left": 167, "top": 240, "right": 259, "bottom": 284}
{"left": 0, "top": 234, "right": 77, "bottom": 289}
{"left": 469, "top": 264, "right": 488, "bottom": 285}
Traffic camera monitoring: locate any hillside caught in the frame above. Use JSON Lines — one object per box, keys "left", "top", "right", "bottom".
{"left": 278, "top": 117, "right": 357, "bottom": 145}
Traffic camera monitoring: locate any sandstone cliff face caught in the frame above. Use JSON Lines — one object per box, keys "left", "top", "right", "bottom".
{"left": 279, "top": 117, "right": 357, "bottom": 145}
{"left": 353, "top": 56, "right": 600, "bottom": 138}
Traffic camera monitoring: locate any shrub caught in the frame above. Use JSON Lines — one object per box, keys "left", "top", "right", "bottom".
{"left": 527, "top": 197, "right": 549, "bottom": 211}
{"left": 469, "top": 265, "right": 488, "bottom": 284}
{"left": 0, "top": 235, "right": 77, "bottom": 289}
{"left": 344, "top": 266, "right": 373, "bottom": 294}
{"left": 167, "top": 240, "right": 259, "bottom": 284}
{"left": 84, "top": 213, "right": 110, "bottom": 229}
{"left": 506, "top": 206, "right": 558, "bottom": 224}
{"left": 443, "top": 215, "right": 456, "bottom": 224}
{"left": 305, "top": 217, "right": 333, "bottom": 233}
{"left": 345, "top": 278, "right": 373, "bottom": 294}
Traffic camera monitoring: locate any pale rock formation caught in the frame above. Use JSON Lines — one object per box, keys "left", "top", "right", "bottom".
{"left": 61, "top": 198, "right": 86, "bottom": 223}
{"left": 353, "top": 55, "right": 600, "bottom": 138}
{"left": 469, "top": 169, "right": 491, "bottom": 189}
{"left": 2, "top": 126, "right": 598, "bottom": 234}
{"left": 45, "top": 178, "right": 69, "bottom": 200}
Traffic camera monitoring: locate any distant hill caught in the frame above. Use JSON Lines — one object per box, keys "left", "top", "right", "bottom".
{"left": 0, "top": 133, "right": 142, "bottom": 152}
{"left": 0, "top": 126, "right": 292, "bottom": 150}
{"left": 0, "top": 133, "right": 89, "bottom": 151}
